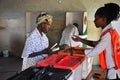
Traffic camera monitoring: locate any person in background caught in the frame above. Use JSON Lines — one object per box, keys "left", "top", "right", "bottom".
{"left": 72, "top": 3, "right": 120, "bottom": 80}
{"left": 21, "top": 12, "right": 53, "bottom": 70}
{"left": 59, "top": 23, "right": 82, "bottom": 47}
{"left": 73, "top": 23, "right": 79, "bottom": 30}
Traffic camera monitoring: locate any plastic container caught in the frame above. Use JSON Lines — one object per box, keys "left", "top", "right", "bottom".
{"left": 36, "top": 54, "right": 66, "bottom": 67}
{"left": 58, "top": 50, "right": 71, "bottom": 56}
{"left": 58, "top": 47, "right": 88, "bottom": 56}
{"left": 36, "top": 54, "right": 85, "bottom": 70}
{"left": 3, "top": 50, "right": 9, "bottom": 57}
{"left": 54, "top": 55, "right": 85, "bottom": 70}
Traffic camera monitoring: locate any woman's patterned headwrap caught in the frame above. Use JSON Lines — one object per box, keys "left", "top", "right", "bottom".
{"left": 37, "top": 13, "right": 53, "bottom": 25}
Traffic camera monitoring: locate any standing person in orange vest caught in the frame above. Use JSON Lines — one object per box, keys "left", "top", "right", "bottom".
{"left": 71, "top": 3, "right": 120, "bottom": 80}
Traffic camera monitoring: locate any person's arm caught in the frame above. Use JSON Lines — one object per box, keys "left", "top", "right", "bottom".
{"left": 85, "top": 33, "right": 111, "bottom": 57}
{"left": 72, "top": 35, "right": 99, "bottom": 47}
{"left": 71, "top": 33, "right": 110, "bottom": 56}
{"left": 28, "top": 47, "right": 52, "bottom": 58}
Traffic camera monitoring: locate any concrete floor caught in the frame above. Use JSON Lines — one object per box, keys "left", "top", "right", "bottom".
{"left": 0, "top": 55, "right": 22, "bottom": 80}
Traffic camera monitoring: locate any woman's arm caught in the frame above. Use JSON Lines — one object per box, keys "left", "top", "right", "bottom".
{"left": 28, "top": 48, "right": 51, "bottom": 58}
{"left": 72, "top": 35, "right": 99, "bottom": 47}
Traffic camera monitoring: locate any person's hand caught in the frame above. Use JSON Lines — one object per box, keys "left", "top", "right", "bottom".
{"left": 72, "top": 35, "right": 81, "bottom": 42}
{"left": 92, "top": 39, "right": 100, "bottom": 46}
{"left": 63, "top": 47, "right": 76, "bottom": 55}
{"left": 43, "top": 47, "right": 52, "bottom": 54}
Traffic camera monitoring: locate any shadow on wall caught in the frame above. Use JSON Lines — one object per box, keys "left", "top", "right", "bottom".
{"left": 10, "top": 34, "right": 24, "bottom": 57}
{"left": 47, "top": 19, "right": 65, "bottom": 47}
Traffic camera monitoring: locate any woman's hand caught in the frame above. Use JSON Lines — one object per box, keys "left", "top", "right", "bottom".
{"left": 43, "top": 47, "right": 52, "bottom": 54}
{"left": 72, "top": 35, "right": 81, "bottom": 42}
{"left": 92, "top": 39, "right": 100, "bottom": 47}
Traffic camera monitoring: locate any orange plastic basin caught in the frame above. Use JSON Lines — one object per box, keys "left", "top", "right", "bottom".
{"left": 36, "top": 54, "right": 66, "bottom": 67}
{"left": 54, "top": 55, "right": 85, "bottom": 70}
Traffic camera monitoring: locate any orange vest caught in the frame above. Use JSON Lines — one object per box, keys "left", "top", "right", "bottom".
{"left": 99, "top": 29, "right": 120, "bottom": 71}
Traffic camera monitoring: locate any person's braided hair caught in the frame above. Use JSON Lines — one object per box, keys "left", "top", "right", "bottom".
{"left": 95, "top": 3, "right": 120, "bottom": 24}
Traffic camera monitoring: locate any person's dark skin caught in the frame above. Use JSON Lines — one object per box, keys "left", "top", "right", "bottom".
{"left": 28, "top": 22, "right": 51, "bottom": 58}
{"left": 71, "top": 14, "right": 108, "bottom": 54}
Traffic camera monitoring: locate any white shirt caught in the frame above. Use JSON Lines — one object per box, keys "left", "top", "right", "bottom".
{"left": 85, "top": 24, "right": 120, "bottom": 79}
{"left": 111, "top": 18, "right": 120, "bottom": 35}
{"left": 21, "top": 28, "right": 49, "bottom": 70}
{"left": 60, "top": 25, "right": 82, "bottom": 47}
